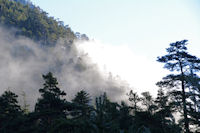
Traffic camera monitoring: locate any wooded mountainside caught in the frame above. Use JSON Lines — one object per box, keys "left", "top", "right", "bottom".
{"left": 0, "top": 0, "right": 199, "bottom": 133}
{"left": 0, "top": 0, "right": 79, "bottom": 45}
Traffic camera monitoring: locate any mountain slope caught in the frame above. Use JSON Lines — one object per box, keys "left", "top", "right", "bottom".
{"left": 0, "top": 0, "right": 76, "bottom": 45}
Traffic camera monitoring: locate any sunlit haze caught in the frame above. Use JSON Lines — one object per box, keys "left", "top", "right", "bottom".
{"left": 32, "top": 0, "right": 200, "bottom": 95}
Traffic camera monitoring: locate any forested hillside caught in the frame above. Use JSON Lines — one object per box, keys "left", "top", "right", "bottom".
{"left": 0, "top": 0, "right": 77, "bottom": 45}
{"left": 0, "top": 0, "right": 199, "bottom": 133}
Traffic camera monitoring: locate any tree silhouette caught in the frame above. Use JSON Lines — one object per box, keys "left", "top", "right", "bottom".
{"left": 0, "top": 91, "right": 23, "bottom": 132}
{"left": 72, "top": 90, "right": 92, "bottom": 117}
{"left": 35, "top": 72, "right": 67, "bottom": 132}
{"left": 154, "top": 88, "right": 177, "bottom": 133}
{"left": 157, "top": 40, "right": 200, "bottom": 133}
{"left": 127, "top": 90, "right": 141, "bottom": 113}
{"left": 141, "top": 91, "right": 155, "bottom": 113}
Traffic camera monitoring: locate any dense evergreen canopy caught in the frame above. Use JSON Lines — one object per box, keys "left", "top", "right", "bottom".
{"left": 0, "top": 0, "right": 77, "bottom": 45}
{"left": 0, "top": 69, "right": 196, "bottom": 133}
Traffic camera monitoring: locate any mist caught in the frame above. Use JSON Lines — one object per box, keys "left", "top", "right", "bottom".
{"left": 77, "top": 40, "right": 168, "bottom": 96}
{"left": 0, "top": 26, "right": 129, "bottom": 109}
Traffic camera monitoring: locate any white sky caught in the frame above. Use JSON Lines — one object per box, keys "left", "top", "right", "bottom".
{"left": 31, "top": 0, "right": 200, "bottom": 95}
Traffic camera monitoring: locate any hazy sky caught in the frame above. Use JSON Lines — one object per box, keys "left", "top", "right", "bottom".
{"left": 32, "top": 0, "right": 200, "bottom": 55}
{"left": 31, "top": 0, "right": 200, "bottom": 94}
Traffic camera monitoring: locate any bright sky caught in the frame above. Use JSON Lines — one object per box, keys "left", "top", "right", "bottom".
{"left": 31, "top": 0, "right": 200, "bottom": 95}
{"left": 32, "top": 0, "right": 200, "bottom": 54}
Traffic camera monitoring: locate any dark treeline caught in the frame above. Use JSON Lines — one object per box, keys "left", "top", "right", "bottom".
{"left": 0, "top": 72, "right": 178, "bottom": 133}
{"left": 0, "top": 40, "right": 200, "bottom": 133}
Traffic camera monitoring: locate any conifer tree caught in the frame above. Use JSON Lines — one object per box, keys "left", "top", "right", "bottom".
{"left": 157, "top": 40, "right": 200, "bottom": 133}
{"left": 0, "top": 91, "right": 23, "bottom": 132}
{"left": 35, "top": 72, "right": 67, "bottom": 132}
{"left": 127, "top": 90, "right": 141, "bottom": 113}
{"left": 71, "top": 90, "right": 92, "bottom": 118}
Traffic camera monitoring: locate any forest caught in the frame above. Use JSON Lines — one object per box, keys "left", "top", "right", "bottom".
{"left": 0, "top": 0, "right": 199, "bottom": 133}
{"left": 0, "top": 0, "right": 88, "bottom": 45}
{"left": 0, "top": 40, "right": 200, "bottom": 133}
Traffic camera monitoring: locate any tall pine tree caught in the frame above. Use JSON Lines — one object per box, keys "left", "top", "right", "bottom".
{"left": 157, "top": 40, "right": 200, "bottom": 133}
{"left": 35, "top": 72, "right": 67, "bottom": 132}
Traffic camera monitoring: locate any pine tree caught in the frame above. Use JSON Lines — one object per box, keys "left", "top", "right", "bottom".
{"left": 157, "top": 40, "right": 200, "bottom": 133}
{"left": 71, "top": 90, "right": 92, "bottom": 119}
{"left": 141, "top": 91, "right": 155, "bottom": 113}
{"left": 185, "top": 69, "right": 200, "bottom": 132}
{"left": 35, "top": 72, "right": 67, "bottom": 132}
{"left": 119, "top": 101, "right": 132, "bottom": 132}
{"left": 0, "top": 91, "right": 23, "bottom": 132}
{"left": 154, "top": 88, "right": 177, "bottom": 133}
{"left": 94, "top": 93, "right": 120, "bottom": 133}
{"left": 127, "top": 90, "right": 141, "bottom": 113}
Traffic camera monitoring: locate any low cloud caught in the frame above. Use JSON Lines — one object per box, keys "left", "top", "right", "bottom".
{"left": 77, "top": 40, "right": 168, "bottom": 96}
{"left": 0, "top": 26, "right": 128, "bottom": 109}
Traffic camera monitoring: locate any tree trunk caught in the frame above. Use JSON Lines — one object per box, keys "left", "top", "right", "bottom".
{"left": 180, "top": 64, "right": 190, "bottom": 133}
